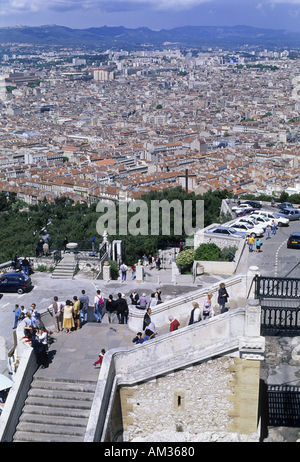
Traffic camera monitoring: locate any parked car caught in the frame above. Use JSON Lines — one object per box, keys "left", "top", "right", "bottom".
{"left": 251, "top": 215, "right": 277, "bottom": 228}
{"left": 250, "top": 210, "right": 289, "bottom": 227}
{"left": 232, "top": 203, "right": 253, "bottom": 213}
{"left": 231, "top": 222, "right": 264, "bottom": 237}
{"left": 242, "top": 200, "right": 262, "bottom": 209}
{"left": 0, "top": 272, "right": 32, "bottom": 294}
{"left": 276, "top": 208, "right": 300, "bottom": 221}
{"left": 235, "top": 207, "right": 257, "bottom": 217}
{"left": 235, "top": 216, "right": 268, "bottom": 229}
{"left": 278, "top": 202, "right": 294, "bottom": 210}
{"left": 287, "top": 232, "right": 300, "bottom": 249}
{"left": 206, "top": 226, "right": 247, "bottom": 238}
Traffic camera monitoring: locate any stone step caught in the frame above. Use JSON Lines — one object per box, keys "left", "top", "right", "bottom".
{"left": 25, "top": 395, "right": 93, "bottom": 410}
{"left": 23, "top": 404, "right": 91, "bottom": 419}
{"left": 27, "top": 387, "right": 95, "bottom": 402}
{"left": 16, "top": 421, "right": 86, "bottom": 436}
{"left": 13, "top": 430, "right": 84, "bottom": 443}
{"left": 31, "top": 379, "right": 96, "bottom": 394}
{"left": 19, "top": 412, "right": 89, "bottom": 428}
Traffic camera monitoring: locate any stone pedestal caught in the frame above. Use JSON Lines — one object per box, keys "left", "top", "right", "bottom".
{"left": 135, "top": 265, "right": 144, "bottom": 283}
{"left": 103, "top": 264, "right": 111, "bottom": 282}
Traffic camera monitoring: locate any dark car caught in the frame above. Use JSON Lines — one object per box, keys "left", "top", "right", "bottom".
{"left": 278, "top": 202, "right": 294, "bottom": 210}
{"left": 287, "top": 232, "right": 300, "bottom": 249}
{"left": 0, "top": 272, "right": 32, "bottom": 294}
{"left": 242, "top": 200, "right": 262, "bottom": 209}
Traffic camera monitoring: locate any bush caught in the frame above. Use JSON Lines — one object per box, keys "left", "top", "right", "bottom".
{"left": 175, "top": 249, "right": 195, "bottom": 274}
{"left": 109, "top": 260, "right": 119, "bottom": 280}
{"left": 220, "top": 245, "right": 238, "bottom": 262}
{"left": 194, "top": 243, "right": 221, "bottom": 261}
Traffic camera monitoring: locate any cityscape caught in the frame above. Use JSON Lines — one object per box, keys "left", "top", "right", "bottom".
{"left": 1, "top": 9, "right": 300, "bottom": 445}
{"left": 0, "top": 42, "right": 300, "bottom": 208}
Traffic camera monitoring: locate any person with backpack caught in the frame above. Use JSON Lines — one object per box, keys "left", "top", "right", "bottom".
{"left": 93, "top": 289, "right": 104, "bottom": 323}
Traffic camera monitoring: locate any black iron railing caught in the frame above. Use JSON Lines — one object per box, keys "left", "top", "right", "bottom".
{"left": 260, "top": 299, "right": 300, "bottom": 335}
{"left": 268, "top": 385, "right": 300, "bottom": 427}
{"left": 254, "top": 275, "right": 300, "bottom": 299}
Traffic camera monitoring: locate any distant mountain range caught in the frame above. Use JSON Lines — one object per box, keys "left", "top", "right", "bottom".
{"left": 1, "top": 24, "right": 300, "bottom": 49}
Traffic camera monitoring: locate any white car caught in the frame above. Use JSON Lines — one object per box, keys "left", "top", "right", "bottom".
{"left": 249, "top": 215, "right": 277, "bottom": 229}
{"left": 231, "top": 222, "right": 264, "bottom": 237}
{"left": 232, "top": 203, "right": 253, "bottom": 213}
{"left": 235, "top": 216, "right": 268, "bottom": 230}
{"left": 250, "top": 210, "right": 289, "bottom": 227}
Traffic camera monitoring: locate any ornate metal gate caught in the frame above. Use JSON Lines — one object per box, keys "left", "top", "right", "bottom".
{"left": 254, "top": 275, "right": 300, "bottom": 335}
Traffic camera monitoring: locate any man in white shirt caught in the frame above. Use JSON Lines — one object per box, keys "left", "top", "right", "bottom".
{"left": 47, "top": 296, "right": 64, "bottom": 333}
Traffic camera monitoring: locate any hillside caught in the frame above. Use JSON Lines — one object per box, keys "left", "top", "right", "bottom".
{"left": 1, "top": 24, "right": 300, "bottom": 49}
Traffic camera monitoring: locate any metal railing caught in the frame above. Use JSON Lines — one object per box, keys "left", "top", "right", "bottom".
{"left": 254, "top": 275, "right": 300, "bottom": 299}
{"left": 260, "top": 299, "right": 300, "bottom": 335}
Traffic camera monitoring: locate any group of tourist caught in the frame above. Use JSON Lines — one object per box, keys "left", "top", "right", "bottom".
{"left": 131, "top": 282, "right": 230, "bottom": 347}
{"left": 248, "top": 220, "right": 278, "bottom": 253}
{"left": 13, "top": 281, "right": 230, "bottom": 371}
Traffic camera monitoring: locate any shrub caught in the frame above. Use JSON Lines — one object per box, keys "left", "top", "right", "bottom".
{"left": 109, "top": 260, "right": 119, "bottom": 280}
{"left": 194, "top": 243, "right": 222, "bottom": 261}
{"left": 175, "top": 249, "right": 195, "bottom": 274}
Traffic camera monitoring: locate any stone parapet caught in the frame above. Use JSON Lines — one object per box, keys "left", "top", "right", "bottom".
{"left": 84, "top": 302, "right": 264, "bottom": 442}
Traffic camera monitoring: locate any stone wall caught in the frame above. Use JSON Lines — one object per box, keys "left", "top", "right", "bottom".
{"left": 114, "top": 355, "right": 260, "bottom": 442}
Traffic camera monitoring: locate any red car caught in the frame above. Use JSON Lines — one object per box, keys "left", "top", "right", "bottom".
{"left": 235, "top": 207, "right": 257, "bottom": 217}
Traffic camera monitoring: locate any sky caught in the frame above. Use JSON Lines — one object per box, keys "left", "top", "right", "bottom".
{"left": 1, "top": 0, "right": 300, "bottom": 32}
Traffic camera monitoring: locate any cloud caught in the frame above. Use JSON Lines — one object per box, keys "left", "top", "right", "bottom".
{"left": 0, "top": 0, "right": 212, "bottom": 16}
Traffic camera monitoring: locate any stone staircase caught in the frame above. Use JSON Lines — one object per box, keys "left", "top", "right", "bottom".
{"left": 51, "top": 254, "right": 77, "bottom": 280}
{"left": 13, "top": 377, "right": 97, "bottom": 442}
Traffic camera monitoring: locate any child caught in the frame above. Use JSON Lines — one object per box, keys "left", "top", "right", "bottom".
{"left": 93, "top": 349, "right": 105, "bottom": 367}
{"left": 132, "top": 332, "right": 145, "bottom": 344}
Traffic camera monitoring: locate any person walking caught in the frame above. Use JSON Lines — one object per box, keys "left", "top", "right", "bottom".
{"left": 13, "top": 304, "right": 21, "bottom": 329}
{"left": 130, "top": 264, "right": 136, "bottom": 280}
{"left": 93, "top": 349, "right": 105, "bottom": 367}
{"left": 22, "top": 257, "right": 30, "bottom": 277}
{"left": 143, "top": 307, "right": 152, "bottom": 330}
{"left": 63, "top": 236, "right": 68, "bottom": 253}
{"left": 265, "top": 224, "right": 271, "bottom": 240}
{"left": 248, "top": 235, "right": 255, "bottom": 253}
{"left": 188, "top": 302, "right": 201, "bottom": 325}
{"left": 139, "top": 293, "right": 148, "bottom": 309}
{"left": 93, "top": 289, "right": 104, "bottom": 323}
{"left": 130, "top": 290, "right": 139, "bottom": 306}
{"left": 47, "top": 296, "right": 63, "bottom": 333}
{"left": 106, "top": 294, "right": 117, "bottom": 323}
{"left": 43, "top": 241, "right": 49, "bottom": 256}
{"left": 202, "top": 292, "right": 214, "bottom": 319}
{"left": 32, "top": 329, "right": 48, "bottom": 369}
{"left": 73, "top": 296, "right": 81, "bottom": 330}
{"left": 115, "top": 292, "right": 127, "bottom": 324}
{"left": 218, "top": 283, "right": 229, "bottom": 314}
{"left": 62, "top": 300, "right": 75, "bottom": 333}
{"left": 168, "top": 315, "right": 180, "bottom": 332}
{"left": 79, "top": 290, "right": 89, "bottom": 325}
{"left": 255, "top": 237, "right": 262, "bottom": 253}
{"left": 271, "top": 220, "right": 277, "bottom": 235}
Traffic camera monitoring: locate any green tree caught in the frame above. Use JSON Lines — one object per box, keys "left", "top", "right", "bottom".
{"left": 279, "top": 191, "right": 289, "bottom": 203}
{"left": 194, "top": 243, "right": 221, "bottom": 261}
